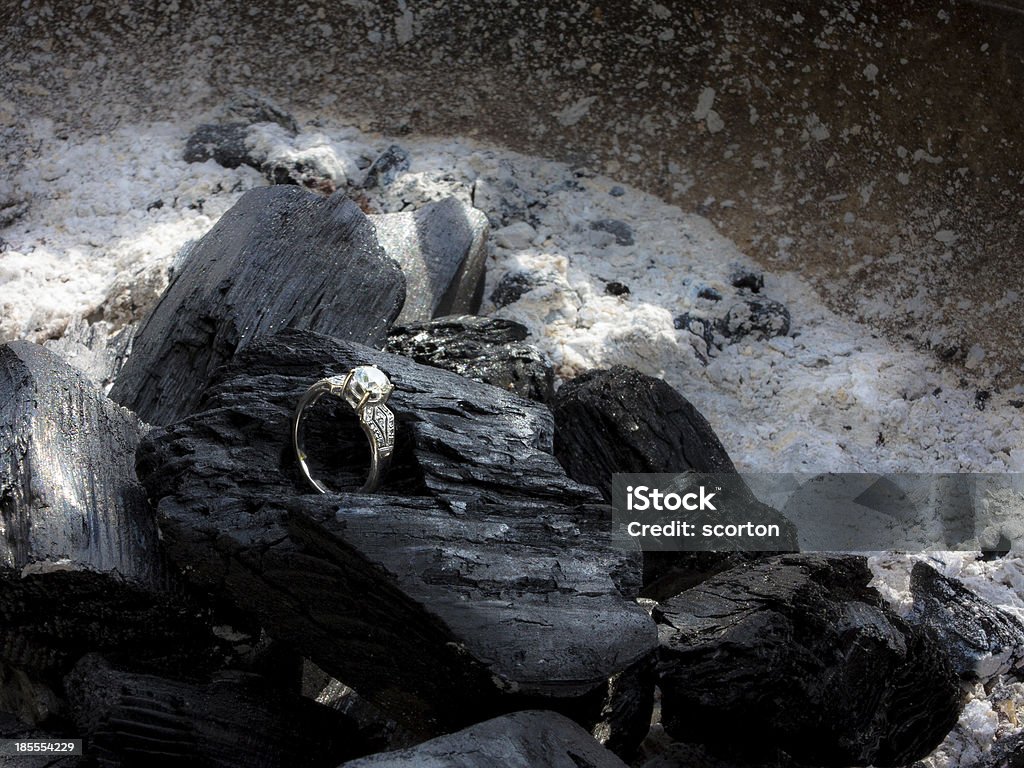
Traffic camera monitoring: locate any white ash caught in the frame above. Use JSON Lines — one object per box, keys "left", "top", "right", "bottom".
{"left": 3, "top": 114, "right": 1024, "bottom": 765}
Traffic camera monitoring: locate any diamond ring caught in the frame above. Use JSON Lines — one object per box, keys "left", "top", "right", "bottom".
{"left": 292, "top": 366, "right": 396, "bottom": 493}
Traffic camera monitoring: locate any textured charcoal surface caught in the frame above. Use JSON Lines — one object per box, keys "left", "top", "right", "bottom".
{"left": 110, "top": 186, "right": 406, "bottom": 425}
{"left": 550, "top": 365, "right": 797, "bottom": 596}
{"left": 338, "top": 710, "right": 630, "bottom": 768}
{"left": 0, "top": 342, "right": 226, "bottom": 677}
{"left": 136, "top": 329, "right": 654, "bottom": 735}
{"left": 909, "top": 561, "right": 1024, "bottom": 681}
{"left": 386, "top": 315, "right": 554, "bottom": 402}
{"left": 0, "top": 341, "right": 158, "bottom": 584}
{"left": 64, "top": 654, "right": 374, "bottom": 768}
{"left": 551, "top": 366, "right": 737, "bottom": 497}
{"left": 654, "top": 554, "right": 962, "bottom": 767}
{"left": 369, "top": 197, "right": 489, "bottom": 325}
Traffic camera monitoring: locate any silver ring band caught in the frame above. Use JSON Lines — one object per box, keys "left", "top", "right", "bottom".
{"left": 292, "top": 366, "right": 396, "bottom": 494}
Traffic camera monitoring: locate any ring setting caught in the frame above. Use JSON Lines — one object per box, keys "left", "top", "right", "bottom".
{"left": 292, "top": 365, "right": 396, "bottom": 494}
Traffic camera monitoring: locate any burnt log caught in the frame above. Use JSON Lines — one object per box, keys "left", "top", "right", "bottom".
{"left": 0, "top": 342, "right": 217, "bottom": 677}
{"left": 136, "top": 329, "right": 655, "bottom": 736}
{"left": 369, "top": 197, "right": 489, "bottom": 324}
{"left": 386, "top": 315, "right": 554, "bottom": 402}
{"left": 338, "top": 710, "right": 629, "bottom": 768}
{"left": 110, "top": 186, "right": 406, "bottom": 425}
{"left": 1, "top": 341, "right": 157, "bottom": 584}
{"left": 654, "top": 554, "right": 962, "bottom": 767}
{"left": 64, "top": 654, "right": 375, "bottom": 768}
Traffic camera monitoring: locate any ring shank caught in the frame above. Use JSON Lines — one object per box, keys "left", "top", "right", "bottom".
{"left": 292, "top": 376, "right": 394, "bottom": 494}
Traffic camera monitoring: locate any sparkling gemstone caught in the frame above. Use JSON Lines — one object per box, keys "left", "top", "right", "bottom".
{"left": 344, "top": 365, "right": 392, "bottom": 408}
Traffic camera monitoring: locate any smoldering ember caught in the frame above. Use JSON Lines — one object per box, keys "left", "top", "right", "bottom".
{"left": 3, "top": 2, "right": 1024, "bottom": 768}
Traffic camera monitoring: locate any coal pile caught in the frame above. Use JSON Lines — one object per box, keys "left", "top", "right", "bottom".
{"left": 0, "top": 186, "right": 988, "bottom": 766}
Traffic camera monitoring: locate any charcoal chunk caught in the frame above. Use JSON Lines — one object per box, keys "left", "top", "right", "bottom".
{"left": 654, "top": 555, "right": 961, "bottom": 767}
{"left": 0, "top": 342, "right": 215, "bottom": 676}
{"left": 339, "top": 711, "right": 630, "bottom": 768}
{"left": 605, "top": 281, "right": 631, "bottom": 296}
{"left": 909, "top": 561, "right": 1024, "bottom": 681}
{"left": 183, "top": 91, "right": 297, "bottom": 170}
{"left": 592, "top": 653, "right": 656, "bottom": 761}
{"left": 110, "top": 186, "right": 406, "bottom": 425}
{"left": 370, "top": 197, "right": 489, "bottom": 324}
{"left": 0, "top": 341, "right": 160, "bottom": 587}
{"left": 387, "top": 315, "right": 554, "bottom": 402}
{"left": 550, "top": 366, "right": 796, "bottom": 596}
{"left": 490, "top": 271, "right": 544, "bottom": 308}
